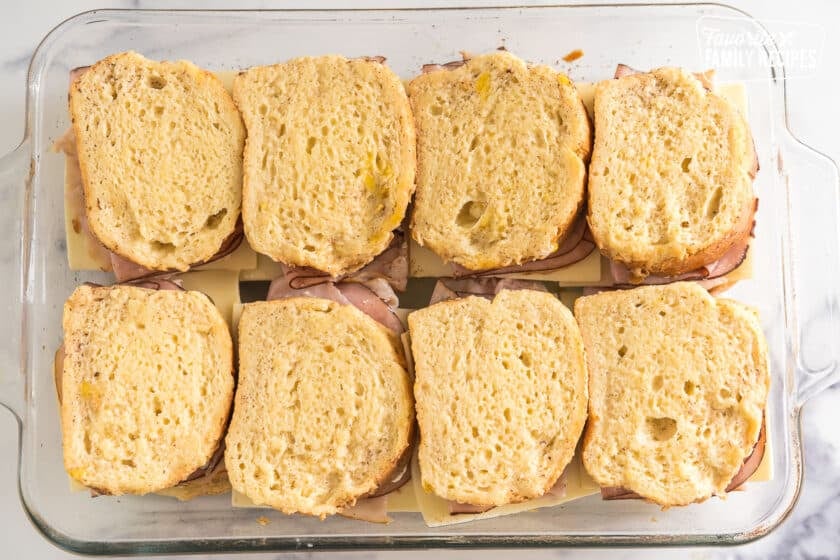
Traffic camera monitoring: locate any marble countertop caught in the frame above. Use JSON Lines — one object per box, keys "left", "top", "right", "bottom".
{"left": 1, "top": 0, "right": 838, "bottom": 558}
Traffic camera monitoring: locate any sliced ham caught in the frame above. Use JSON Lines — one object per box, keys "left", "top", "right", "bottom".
{"left": 429, "top": 278, "right": 548, "bottom": 305}
{"left": 453, "top": 216, "right": 595, "bottom": 278}
{"left": 613, "top": 63, "right": 638, "bottom": 79}
{"left": 726, "top": 421, "right": 767, "bottom": 492}
{"left": 421, "top": 60, "right": 467, "bottom": 73}
{"left": 546, "top": 470, "right": 568, "bottom": 498}
{"left": 124, "top": 278, "right": 184, "bottom": 291}
{"left": 268, "top": 271, "right": 404, "bottom": 334}
{"left": 601, "top": 419, "right": 767, "bottom": 501}
{"left": 179, "top": 441, "right": 226, "bottom": 484}
{"left": 336, "top": 407, "right": 413, "bottom": 523}
{"left": 368, "top": 448, "right": 412, "bottom": 498}
{"left": 338, "top": 495, "right": 391, "bottom": 524}
{"left": 110, "top": 223, "right": 244, "bottom": 282}
{"left": 614, "top": 63, "right": 714, "bottom": 91}
{"left": 344, "top": 232, "right": 409, "bottom": 292}
{"left": 449, "top": 502, "right": 494, "bottom": 515}
{"left": 600, "top": 486, "right": 640, "bottom": 500}
{"left": 267, "top": 271, "right": 349, "bottom": 303}
{"left": 609, "top": 239, "right": 750, "bottom": 287}
{"left": 285, "top": 231, "right": 408, "bottom": 292}
{"left": 110, "top": 253, "right": 155, "bottom": 282}
{"left": 335, "top": 282, "right": 405, "bottom": 334}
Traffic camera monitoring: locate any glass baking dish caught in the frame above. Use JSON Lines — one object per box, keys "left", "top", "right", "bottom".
{"left": 1, "top": 3, "right": 839, "bottom": 554}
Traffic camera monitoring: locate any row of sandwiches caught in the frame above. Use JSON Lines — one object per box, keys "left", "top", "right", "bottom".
{"left": 58, "top": 49, "right": 757, "bottom": 291}
{"left": 59, "top": 278, "right": 769, "bottom": 521}
{"left": 56, "top": 48, "right": 767, "bottom": 524}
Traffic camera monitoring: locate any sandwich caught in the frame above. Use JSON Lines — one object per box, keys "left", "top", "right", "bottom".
{"left": 408, "top": 281, "right": 588, "bottom": 514}
{"left": 59, "top": 282, "right": 234, "bottom": 496}
{"left": 574, "top": 282, "right": 770, "bottom": 506}
{"left": 588, "top": 65, "right": 758, "bottom": 287}
{"left": 408, "top": 51, "right": 593, "bottom": 275}
{"left": 224, "top": 281, "right": 414, "bottom": 520}
{"left": 68, "top": 51, "right": 246, "bottom": 281}
{"left": 233, "top": 55, "right": 415, "bottom": 279}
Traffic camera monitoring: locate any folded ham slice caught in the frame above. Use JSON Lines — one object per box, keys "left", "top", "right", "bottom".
{"left": 614, "top": 63, "right": 714, "bottom": 91}
{"left": 179, "top": 441, "right": 227, "bottom": 485}
{"left": 282, "top": 231, "right": 409, "bottom": 292}
{"left": 334, "top": 438, "right": 413, "bottom": 523}
{"left": 608, "top": 237, "right": 750, "bottom": 287}
{"left": 107, "top": 222, "right": 245, "bottom": 282}
{"left": 452, "top": 215, "right": 596, "bottom": 278}
{"left": 600, "top": 420, "right": 767, "bottom": 501}
{"left": 268, "top": 271, "right": 404, "bottom": 334}
{"left": 421, "top": 60, "right": 467, "bottom": 73}
{"left": 338, "top": 495, "right": 391, "bottom": 524}
{"left": 429, "top": 277, "right": 548, "bottom": 305}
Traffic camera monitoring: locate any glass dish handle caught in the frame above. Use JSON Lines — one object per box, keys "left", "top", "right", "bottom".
{"left": 0, "top": 140, "right": 28, "bottom": 422}
{"left": 783, "top": 134, "right": 840, "bottom": 405}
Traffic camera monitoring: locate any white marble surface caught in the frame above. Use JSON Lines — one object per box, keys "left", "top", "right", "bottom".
{"left": 1, "top": 0, "right": 839, "bottom": 558}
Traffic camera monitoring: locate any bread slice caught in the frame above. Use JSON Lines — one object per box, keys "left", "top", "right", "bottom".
{"left": 69, "top": 51, "right": 245, "bottom": 272}
{"left": 408, "top": 51, "right": 591, "bottom": 271}
{"left": 409, "top": 289, "right": 588, "bottom": 506}
{"left": 588, "top": 67, "right": 757, "bottom": 277}
{"left": 225, "top": 298, "right": 413, "bottom": 517}
{"left": 61, "top": 285, "right": 234, "bottom": 495}
{"left": 233, "top": 56, "right": 415, "bottom": 277}
{"left": 574, "top": 282, "right": 769, "bottom": 506}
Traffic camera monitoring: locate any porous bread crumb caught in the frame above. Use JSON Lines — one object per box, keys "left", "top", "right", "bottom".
{"left": 575, "top": 282, "right": 769, "bottom": 506}
{"left": 409, "top": 289, "right": 587, "bottom": 506}
{"left": 225, "top": 298, "right": 413, "bottom": 517}
{"left": 61, "top": 285, "right": 234, "bottom": 495}
{"left": 587, "top": 67, "right": 756, "bottom": 277}
{"left": 70, "top": 51, "right": 245, "bottom": 271}
{"left": 408, "top": 51, "right": 591, "bottom": 271}
{"left": 234, "top": 56, "right": 416, "bottom": 276}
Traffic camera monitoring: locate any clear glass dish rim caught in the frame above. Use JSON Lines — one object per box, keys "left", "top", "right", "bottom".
{"left": 10, "top": 2, "right": 819, "bottom": 553}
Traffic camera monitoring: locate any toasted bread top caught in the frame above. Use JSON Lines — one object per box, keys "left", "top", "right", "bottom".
{"left": 409, "top": 289, "right": 588, "bottom": 506}
{"left": 70, "top": 51, "right": 245, "bottom": 271}
{"left": 61, "top": 284, "right": 234, "bottom": 495}
{"left": 225, "top": 298, "right": 413, "bottom": 517}
{"left": 234, "top": 56, "right": 416, "bottom": 277}
{"left": 587, "top": 67, "right": 757, "bottom": 277}
{"left": 575, "top": 282, "right": 769, "bottom": 506}
{"left": 408, "top": 51, "right": 591, "bottom": 271}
